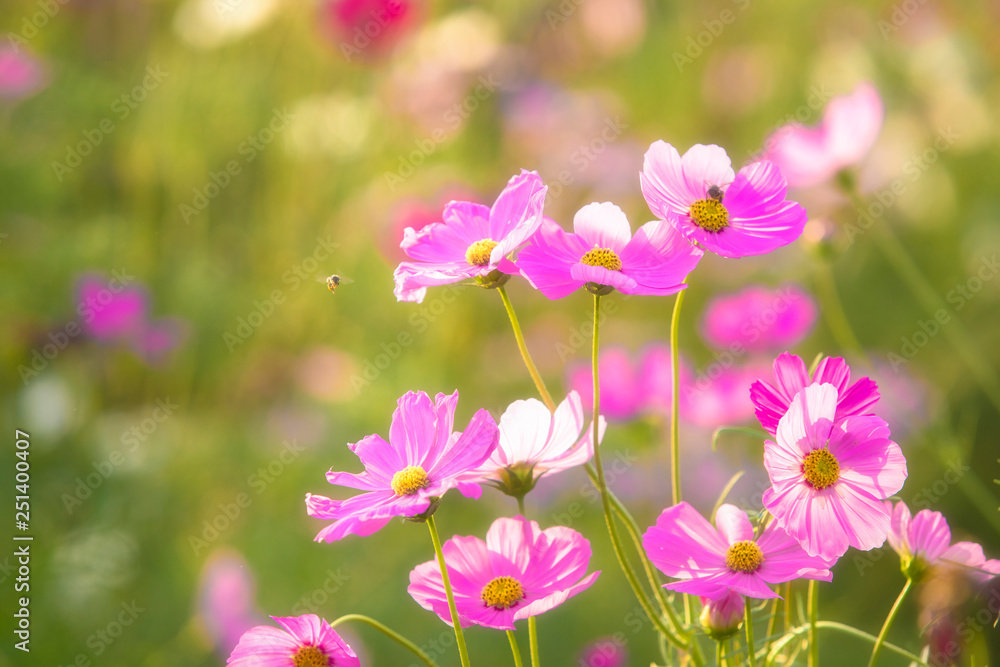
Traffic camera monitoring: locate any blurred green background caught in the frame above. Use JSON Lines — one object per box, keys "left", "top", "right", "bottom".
{"left": 2, "top": 0, "right": 999, "bottom": 664}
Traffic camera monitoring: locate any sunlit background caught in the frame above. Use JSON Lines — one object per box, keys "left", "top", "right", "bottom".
{"left": 2, "top": 0, "right": 999, "bottom": 664}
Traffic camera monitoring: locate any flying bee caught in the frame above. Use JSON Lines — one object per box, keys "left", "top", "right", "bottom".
{"left": 318, "top": 274, "right": 354, "bottom": 294}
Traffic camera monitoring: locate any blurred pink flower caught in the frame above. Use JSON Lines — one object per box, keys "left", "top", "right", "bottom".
{"left": 322, "top": 0, "right": 417, "bottom": 59}
{"left": 198, "top": 550, "right": 265, "bottom": 658}
{"left": 381, "top": 188, "right": 480, "bottom": 264}
{"left": 76, "top": 275, "right": 183, "bottom": 364}
{"left": 700, "top": 284, "right": 817, "bottom": 353}
{"left": 579, "top": 636, "right": 627, "bottom": 667}
{"left": 566, "top": 344, "right": 691, "bottom": 422}
{"left": 683, "top": 362, "right": 767, "bottom": 428}
{"left": 0, "top": 45, "right": 48, "bottom": 100}
{"left": 763, "top": 82, "right": 884, "bottom": 189}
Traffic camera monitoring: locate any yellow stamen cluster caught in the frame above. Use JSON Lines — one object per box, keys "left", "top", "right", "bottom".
{"left": 725, "top": 540, "right": 765, "bottom": 573}
{"left": 292, "top": 645, "right": 329, "bottom": 667}
{"left": 481, "top": 576, "right": 525, "bottom": 609}
{"left": 580, "top": 247, "right": 622, "bottom": 271}
{"left": 801, "top": 449, "right": 840, "bottom": 490}
{"left": 391, "top": 465, "right": 430, "bottom": 496}
{"left": 688, "top": 198, "right": 730, "bottom": 232}
{"left": 466, "top": 239, "right": 499, "bottom": 266}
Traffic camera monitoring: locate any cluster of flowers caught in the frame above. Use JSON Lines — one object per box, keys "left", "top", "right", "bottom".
{"left": 225, "top": 84, "right": 998, "bottom": 667}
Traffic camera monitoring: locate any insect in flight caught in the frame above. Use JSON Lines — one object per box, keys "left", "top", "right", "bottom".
{"left": 318, "top": 274, "right": 354, "bottom": 294}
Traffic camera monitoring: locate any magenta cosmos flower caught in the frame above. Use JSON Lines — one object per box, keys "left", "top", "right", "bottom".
{"left": 199, "top": 550, "right": 265, "bottom": 657}
{"left": 683, "top": 361, "right": 768, "bottom": 428}
{"left": 0, "top": 45, "right": 48, "bottom": 101}
{"left": 763, "top": 82, "right": 884, "bottom": 189}
{"left": 512, "top": 201, "right": 703, "bottom": 299}
{"left": 642, "top": 502, "right": 835, "bottom": 600}
{"left": 305, "top": 390, "right": 498, "bottom": 541}
{"left": 763, "top": 383, "right": 907, "bottom": 559}
{"left": 393, "top": 170, "right": 547, "bottom": 303}
{"left": 640, "top": 142, "right": 808, "bottom": 258}
{"left": 887, "top": 501, "right": 1000, "bottom": 584}
{"left": 750, "top": 352, "right": 880, "bottom": 436}
{"left": 228, "top": 614, "right": 359, "bottom": 667}
{"left": 701, "top": 284, "right": 817, "bottom": 353}
{"left": 408, "top": 515, "right": 600, "bottom": 630}
{"left": 463, "top": 392, "right": 606, "bottom": 497}
{"left": 579, "top": 637, "right": 627, "bottom": 667}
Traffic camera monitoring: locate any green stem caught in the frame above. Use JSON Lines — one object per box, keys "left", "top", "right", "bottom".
{"left": 498, "top": 286, "right": 557, "bottom": 411}
{"left": 807, "top": 580, "right": 818, "bottom": 667}
{"left": 516, "top": 495, "right": 526, "bottom": 516}
{"left": 589, "top": 294, "right": 688, "bottom": 652}
{"left": 330, "top": 614, "right": 439, "bottom": 667}
{"left": 528, "top": 618, "right": 540, "bottom": 667}
{"left": 867, "top": 578, "right": 913, "bottom": 667}
{"left": 669, "top": 289, "right": 685, "bottom": 506}
{"left": 766, "top": 621, "right": 928, "bottom": 667}
{"left": 716, "top": 640, "right": 724, "bottom": 667}
{"left": 507, "top": 631, "right": 524, "bottom": 667}
{"left": 427, "top": 516, "right": 471, "bottom": 667}
{"left": 814, "top": 259, "right": 869, "bottom": 363}
{"left": 745, "top": 598, "right": 758, "bottom": 667}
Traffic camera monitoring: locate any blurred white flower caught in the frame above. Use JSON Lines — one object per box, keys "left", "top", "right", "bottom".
{"left": 174, "top": 0, "right": 281, "bottom": 50}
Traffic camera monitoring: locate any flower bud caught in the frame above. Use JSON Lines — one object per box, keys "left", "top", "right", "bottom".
{"left": 699, "top": 590, "right": 745, "bottom": 640}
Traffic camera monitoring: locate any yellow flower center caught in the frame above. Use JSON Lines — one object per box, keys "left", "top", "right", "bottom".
{"left": 292, "top": 645, "right": 330, "bottom": 667}
{"left": 481, "top": 576, "right": 525, "bottom": 609}
{"left": 580, "top": 247, "right": 622, "bottom": 271}
{"left": 391, "top": 465, "right": 429, "bottom": 496}
{"left": 725, "top": 540, "right": 765, "bottom": 573}
{"left": 801, "top": 449, "right": 840, "bottom": 490}
{"left": 688, "top": 198, "right": 730, "bottom": 232}
{"left": 466, "top": 239, "right": 499, "bottom": 266}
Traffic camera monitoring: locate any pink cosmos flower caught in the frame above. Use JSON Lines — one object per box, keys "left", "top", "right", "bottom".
{"left": 683, "top": 361, "right": 768, "bottom": 428}
{"left": 699, "top": 590, "right": 745, "bottom": 639}
{"left": 464, "top": 392, "right": 606, "bottom": 496}
{"left": 0, "top": 46, "right": 48, "bottom": 100}
{"left": 408, "top": 515, "right": 600, "bottom": 630}
{"left": 640, "top": 142, "right": 808, "bottom": 258}
{"left": 750, "top": 352, "right": 880, "bottom": 436}
{"left": 198, "top": 550, "right": 265, "bottom": 658}
{"left": 565, "top": 344, "right": 690, "bottom": 421}
{"left": 763, "top": 383, "right": 907, "bottom": 559}
{"left": 512, "top": 202, "right": 703, "bottom": 299}
{"left": 76, "top": 275, "right": 183, "bottom": 364}
{"left": 381, "top": 188, "right": 479, "bottom": 263}
{"left": 887, "top": 501, "right": 1000, "bottom": 584}
{"left": 227, "top": 614, "right": 359, "bottom": 667}
{"left": 642, "top": 502, "right": 835, "bottom": 600}
{"left": 762, "top": 83, "right": 884, "bottom": 189}
{"left": 393, "top": 171, "right": 547, "bottom": 303}
{"left": 701, "top": 284, "right": 818, "bottom": 353}
{"left": 305, "top": 390, "right": 499, "bottom": 542}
